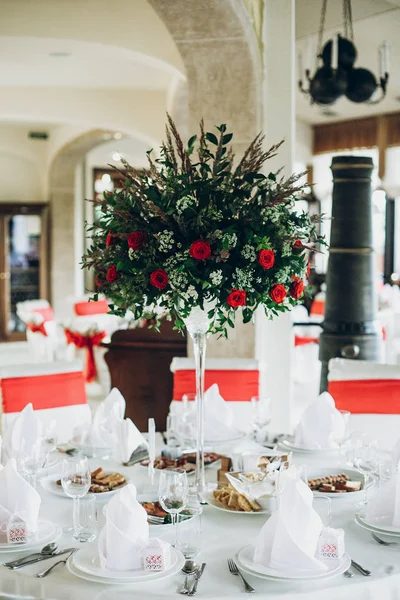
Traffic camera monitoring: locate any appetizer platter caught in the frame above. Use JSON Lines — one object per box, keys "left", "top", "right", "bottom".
{"left": 307, "top": 468, "right": 368, "bottom": 499}
{"left": 140, "top": 452, "right": 221, "bottom": 474}
{"left": 41, "top": 467, "right": 128, "bottom": 499}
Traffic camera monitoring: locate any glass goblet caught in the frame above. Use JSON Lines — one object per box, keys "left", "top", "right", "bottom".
{"left": 61, "top": 457, "right": 91, "bottom": 540}
{"left": 158, "top": 469, "right": 189, "bottom": 548}
{"left": 354, "top": 439, "right": 379, "bottom": 506}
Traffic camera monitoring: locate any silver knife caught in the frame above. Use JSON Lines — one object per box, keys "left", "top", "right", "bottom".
{"left": 7, "top": 548, "right": 78, "bottom": 570}
{"left": 351, "top": 559, "right": 371, "bottom": 577}
{"left": 188, "top": 563, "right": 206, "bottom": 596}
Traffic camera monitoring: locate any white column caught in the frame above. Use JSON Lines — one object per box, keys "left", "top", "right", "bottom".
{"left": 74, "top": 162, "right": 85, "bottom": 297}
{"left": 255, "top": 0, "right": 296, "bottom": 433}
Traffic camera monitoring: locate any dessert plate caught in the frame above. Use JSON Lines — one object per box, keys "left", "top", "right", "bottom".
{"left": 356, "top": 510, "right": 400, "bottom": 536}
{"left": 235, "top": 544, "right": 350, "bottom": 581}
{"left": 69, "top": 543, "right": 184, "bottom": 583}
{"left": 201, "top": 489, "right": 269, "bottom": 515}
{"left": 0, "top": 520, "right": 62, "bottom": 553}
{"left": 40, "top": 475, "right": 128, "bottom": 500}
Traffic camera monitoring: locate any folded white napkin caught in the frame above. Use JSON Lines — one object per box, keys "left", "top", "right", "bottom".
{"left": 5, "top": 403, "right": 42, "bottom": 460}
{"left": 183, "top": 384, "right": 240, "bottom": 442}
{"left": 114, "top": 418, "right": 148, "bottom": 463}
{"left": 93, "top": 388, "right": 126, "bottom": 448}
{"left": 294, "top": 392, "right": 346, "bottom": 449}
{"left": 98, "top": 484, "right": 149, "bottom": 571}
{"left": 253, "top": 469, "right": 327, "bottom": 574}
{"left": 0, "top": 459, "right": 41, "bottom": 537}
{"left": 366, "top": 461, "right": 400, "bottom": 527}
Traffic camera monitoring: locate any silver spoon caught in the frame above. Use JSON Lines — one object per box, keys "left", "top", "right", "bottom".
{"left": 3, "top": 543, "right": 58, "bottom": 568}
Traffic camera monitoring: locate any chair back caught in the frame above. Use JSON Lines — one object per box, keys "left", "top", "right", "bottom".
{"left": 0, "top": 360, "right": 91, "bottom": 443}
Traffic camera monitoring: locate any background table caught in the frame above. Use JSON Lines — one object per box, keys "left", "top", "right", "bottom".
{"left": 1, "top": 446, "right": 400, "bottom": 600}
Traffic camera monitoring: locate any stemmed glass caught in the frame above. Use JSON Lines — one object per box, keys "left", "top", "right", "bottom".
{"left": 354, "top": 438, "right": 380, "bottom": 506}
{"left": 61, "top": 457, "right": 91, "bottom": 540}
{"left": 158, "top": 469, "right": 189, "bottom": 548}
{"left": 18, "top": 437, "right": 47, "bottom": 489}
{"left": 250, "top": 396, "right": 271, "bottom": 442}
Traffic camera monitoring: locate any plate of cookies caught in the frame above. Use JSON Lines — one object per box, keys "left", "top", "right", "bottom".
{"left": 307, "top": 468, "right": 370, "bottom": 499}
{"left": 202, "top": 484, "right": 269, "bottom": 514}
{"left": 41, "top": 467, "right": 128, "bottom": 499}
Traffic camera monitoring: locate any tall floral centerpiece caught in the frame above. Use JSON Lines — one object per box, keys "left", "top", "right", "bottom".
{"left": 83, "top": 116, "right": 323, "bottom": 492}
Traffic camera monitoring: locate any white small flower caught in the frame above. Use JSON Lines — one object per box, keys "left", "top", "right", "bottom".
{"left": 185, "top": 285, "right": 199, "bottom": 301}
{"left": 158, "top": 230, "right": 175, "bottom": 252}
{"left": 176, "top": 195, "right": 195, "bottom": 215}
{"left": 210, "top": 270, "right": 223, "bottom": 286}
{"left": 128, "top": 248, "right": 137, "bottom": 261}
{"left": 233, "top": 267, "right": 255, "bottom": 292}
{"left": 241, "top": 244, "right": 257, "bottom": 261}
{"left": 223, "top": 232, "right": 237, "bottom": 249}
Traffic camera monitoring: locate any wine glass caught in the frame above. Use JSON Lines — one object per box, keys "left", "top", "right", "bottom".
{"left": 158, "top": 469, "right": 189, "bottom": 548}
{"left": 354, "top": 438, "right": 379, "bottom": 506}
{"left": 61, "top": 457, "right": 91, "bottom": 540}
{"left": 43, "top": 421, "right": 58, "bottom": 464}
{"left": 250, "top": 396, "right": 271, "bottom": 442}
{"left": 18, "top": 437, "right": 47, "bottom": 489}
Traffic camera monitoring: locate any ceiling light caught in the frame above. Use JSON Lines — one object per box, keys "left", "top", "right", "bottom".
{"left": 101, "top": 174, "right": 111, "bottom": 184}
{"left": 298, "top": 0, "right": 389, "bottom": 106}
{"left": 112, "top": 152, "right": 122, "bottom": 161}
{"left": 114, "top": 132, "right": 123, "bottom": 140}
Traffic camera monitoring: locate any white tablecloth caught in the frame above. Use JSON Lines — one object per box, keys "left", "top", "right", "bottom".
{"left": 1, "top": 445, "right": 400, "bottom": 600}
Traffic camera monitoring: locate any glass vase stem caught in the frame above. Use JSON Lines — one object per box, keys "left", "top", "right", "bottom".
{"left": 192, "top": 331, "right": 206, "bottom": 494}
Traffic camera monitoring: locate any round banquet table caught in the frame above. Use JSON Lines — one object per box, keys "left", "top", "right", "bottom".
{"left": 1, "top": 441, "right": 400, "bottom": 600}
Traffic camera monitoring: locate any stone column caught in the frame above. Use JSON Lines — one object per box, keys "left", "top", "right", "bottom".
{"left": 255, "top": 0, "right": 296, "bottom": 432}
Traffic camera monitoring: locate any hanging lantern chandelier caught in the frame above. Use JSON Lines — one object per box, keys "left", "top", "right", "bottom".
{"left": 298, "top": 0, "right": 390, "bottom": 105}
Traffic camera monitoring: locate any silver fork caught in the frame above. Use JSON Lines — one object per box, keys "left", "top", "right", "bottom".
{"left": 227, "top": 558, "right": 255, "bottom": 593}
{"left": 34, "top": 549, "right": 77, "bottom": 578}
{"left": 178, "top": 570, "right": 198, "bottom": 595}
{"left": 147, "top": 516, "right": 165, "bottom": 525}
{"left": 372, "top": 533, "right": 399, "bottom": 547}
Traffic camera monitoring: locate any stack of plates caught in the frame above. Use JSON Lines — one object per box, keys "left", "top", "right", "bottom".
{"left": 278, "top": 437, "right": 350, "bottom": 456}
{"left": 0, "top": 520, "right": 62, "bottom": 553}
{"left": 68, "top": 543, "right": 185, "bottom": 585}
{"left": 356, "top": 509, "right": 400, "bottom": 537}
{"left": 234, "top": 545, "right": 351, "bottom": 582}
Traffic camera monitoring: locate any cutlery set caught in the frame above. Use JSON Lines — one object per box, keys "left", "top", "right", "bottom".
{"left": 178, "top": 562, "right": 206, "bottom": 595}
{"left": 2, "top": 545, "right": 79, "bottom": 578}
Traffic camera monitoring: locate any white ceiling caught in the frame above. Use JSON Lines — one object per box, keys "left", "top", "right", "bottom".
{"left": 0, "top": 36, "right": 174, "bottom": 89}
{"left": 296, "top": 1, "right": 400, "bottom": 124}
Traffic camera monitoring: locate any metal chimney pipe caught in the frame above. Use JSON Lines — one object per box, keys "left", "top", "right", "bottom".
{"left": 319, "top": 155, "right": 380, "bottom": 391}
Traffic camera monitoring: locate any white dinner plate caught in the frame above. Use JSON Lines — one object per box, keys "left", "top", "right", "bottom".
{"left": 355, "top": 510, "right": 400, "bottom": 536}
{"left": 307, "top": 468, "right": 370, "bottom": 499}
{"left": 69, "top": 543, "right": 184, "bottom": 583}
{"left": 278, "top": 438, "right": 349, "bottom": 456}
{"left": 0, "top": 520, "right": 62, "bottom": 553}
{"left": 40, "top": 475, "right": 129, "bottom": 500}
{"left": 201, "top": 489, "right": 269, "bottom": 515}
{"left": 235, "top": 544, "right": 351, "bottom": 581}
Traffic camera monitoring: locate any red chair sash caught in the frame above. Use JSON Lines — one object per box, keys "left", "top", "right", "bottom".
{"left": 26, "top": 322, "right": 48, "bottom": 336}
{"left": 65, "top": 329, "right": 106, "bottom": 383}
{"left": 328, "top": 379, "right": 400, "bottom": 414}
{"left": 310, "top": 299, "right": 324, "bottom": 316}
{"left": 73, "top": 300, "right": 109, "bottom": 316}
{"left": 1, "top": 371, "right": 87, "bottom": 413}
{"left": 173, "top": 369, "right": 259, "bottom": 401}
{"left": 294, "top": 335, "right": 319, "bottom": 346}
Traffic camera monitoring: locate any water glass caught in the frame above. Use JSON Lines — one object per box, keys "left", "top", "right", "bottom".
{"left": 73, "top": 496, "right": 97, "bottom": 543}
{"left": 250, "top": 396, "right": 272, "bottom": 441}
{"left": 18, "top": 438, "right": 47, "bottom": 489}
{"left": 178, "top": 507, "right": 202, "bottom": 571}
{"left": 158, "top": 469, "right": 189, "bottom": 548}
{"left": 61, "top": 457, "right": 91, "bottom": 540}
{"left": 354, "top": 438, "right": 379, "bottom": 505}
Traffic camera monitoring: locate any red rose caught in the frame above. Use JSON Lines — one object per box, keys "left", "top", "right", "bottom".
{"left": 227, "top": 289, "right": 247, "bottom": 308}
{"left": 269, "top": 283, "right": 287, "bottom": 304}
{"left": 258, "top": 249, "right": 275, "bottom": 270}
{"left": 127, "top": 231, "right": 147, "bottom": 250}
{"left": 292, "top": 239, "right": 304, "bottom": 254}
{"left": 150, "top": 268, "right": 168, "bottom": 289}
{"left": 106, "top": 232, "right": 115, "bottom": 248}
{"left": 290, "top": 277, "right": 304, "bottom": 300}
{"left": 189, "top": 240, "right": 211, "bottom": 261}
{"left": 106, "top": 265, "right": 118, "bottom": 283}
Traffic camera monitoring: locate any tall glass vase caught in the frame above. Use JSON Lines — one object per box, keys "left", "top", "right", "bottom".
{"left": 183, "top": 306, "right": 211, "bottom": 494}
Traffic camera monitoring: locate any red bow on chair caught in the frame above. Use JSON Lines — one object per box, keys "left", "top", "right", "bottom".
{"left": 64, "top": 329, "right": 106, "bottom": 383}
{"left": 26, "top": 322, "right": 48, "bottom": 336}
